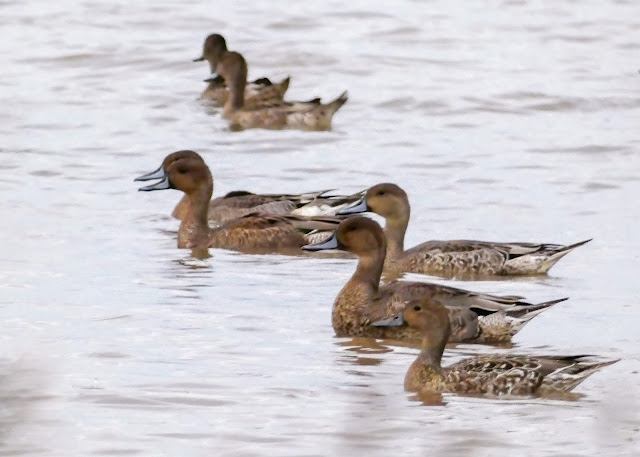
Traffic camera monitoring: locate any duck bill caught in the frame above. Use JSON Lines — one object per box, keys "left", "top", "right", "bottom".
{"left": 134, "top": 166, "right": 166, "bottom": 182}
{"left": 337, "top": 197, "right": 368, "bottom": 215}
{"left": 371, "top": 313, "right": 405, "bottom": 327}
{"left": 302, "top": 232, "right": 339, "bottom": 251}
{"left": 138, "top": 176, "right": 171, "bottom": 192}
{"left": 193, "top": 56, "right": 205, "bottom": 62}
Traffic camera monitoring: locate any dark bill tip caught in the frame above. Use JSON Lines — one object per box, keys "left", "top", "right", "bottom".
{"left": 193, "top": 56, "right": 205, "bottom": 62}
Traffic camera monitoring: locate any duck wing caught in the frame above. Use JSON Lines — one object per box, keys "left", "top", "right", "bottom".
{"left": 209, "top": 213, "right": 306, "bottom": 251}
{"left": 379, "top": 280, "right": 526, "bottom": 313}
{"left": 405, "top": 239, "right": 591, "bottom": 276}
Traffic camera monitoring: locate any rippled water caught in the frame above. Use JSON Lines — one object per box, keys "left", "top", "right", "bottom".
{"left": 1, "top": 0, "right": 639, "bottom": 455}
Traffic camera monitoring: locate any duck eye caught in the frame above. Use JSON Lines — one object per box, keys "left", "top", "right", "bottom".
{"left": 413, "top": 305, "right": 421, "bottom": 311}
{"left": 178, "top": 167, "right": 188, "bottom": 174}
{"left": 377, "top": 191, "right": 385, "bottom": 196}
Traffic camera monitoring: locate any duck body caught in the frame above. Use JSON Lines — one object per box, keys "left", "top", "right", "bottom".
{"left": 413, "top": 354, "right": 616, "bottom": 396}
{"left": 179, "top": 210, "right": 306, "bottom": 252}
{"left": 201, "top": 75, "right": 291, "bottom": 108}
{"left": 338, "top": 183, "right": 591, "bottom": 279}
{"left": 390, "top": 238, "right": 592, "bottom": 278}
{"left": 224, "top": 92, "right": 348, "bottom": 131}
{"left": 217, "top": 51, "right": 347, "bottom": 131}
{"left": 303, "top": 217, "right": 564, "bottom": 344}
{"left": 373, "top": 300, "right": 617, "bottom": 397}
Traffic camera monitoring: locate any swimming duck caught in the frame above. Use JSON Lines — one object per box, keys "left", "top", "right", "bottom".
{"left": 302, "top": 217, "right": 565, "bottom": 344}
{"left": 135, "top": 150, "right": 362, "bottom": 222}
{"left": 373, "top": 298, "right": 617, "bottom": 396}
{"left": 137, "top": 155, "right": 343, "bottom": 252}
{"left": 193, "top": 33, "right": 290, "bottom": 106}
{"left": 216, "top": 51, "right": 348, "bottom": 130}
{"left": 338, "top": 183, "right": 591, "bottom": 279}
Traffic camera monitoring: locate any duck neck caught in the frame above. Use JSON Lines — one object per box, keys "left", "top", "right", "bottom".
{"left": 208, "top": 59, "right": 217, "bottom": 74}
{"left": 417, "top": 338, "right": 445, "bottom": 368}
{"left": 207, "top": 48, "right": 226, "bottom": 74}
{"left": 405, "top": 352, "right": 444, "bottom": 391}
{"left": 225, "top": 78, "right": 245, "bottom": 115}
{"left": 178, "top": 184, "right": 213, "bottom": 249}
{"left": 350, "top": 247, "right": 386, "bottom": 293}
{"left": 383, "top": 213, "right": 409, "bottom": 260}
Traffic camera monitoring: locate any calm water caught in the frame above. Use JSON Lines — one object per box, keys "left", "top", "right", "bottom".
{"left": 1, "top": 0, "right": 639, "bottom": 455}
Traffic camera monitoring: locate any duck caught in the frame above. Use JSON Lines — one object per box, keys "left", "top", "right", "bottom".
{"left": 372, "top": 298, "right": 617, "bottom": 396}
{"left": 193, "top": 33, "right": 290, "bottom": 106}
{"left": 302, "top": 216, "right": 566, "bottom": 344}
{"left": 137, "top": 155, "right": 344, "bottom": 252}
{"left": 338, "top": 183, "right": 591, "bottom": 279}
{"left": 216, "top": 51, "right": 348, "bottom": 131}
{"left": 134, "top": 150, "right": 362, "bottom": 223}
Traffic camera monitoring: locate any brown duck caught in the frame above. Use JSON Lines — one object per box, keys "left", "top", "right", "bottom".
{"left": 135, "top": 150, "right": 362, "bottom": 222}
{"left": 339, "top": 183, "right": 591, "bottom": 279}
{"left": 137, "top": 155, "right": 342, "bottom": 253}
{"left": 303, "top": 217, "right": 566, "bottom": 344}
{"left": 194, "top": 33, "right": 290, "bottom": 106}
{"left": 217, "top": 51, "right": 348, "bottom": 130}
{"left": 373, "top": 298, "right": 617, "bottom": 396}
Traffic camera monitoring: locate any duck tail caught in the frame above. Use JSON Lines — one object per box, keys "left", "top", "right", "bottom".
{"left": 543, "top": 358, "right": 619, "bottom": 393}
{"left": 507, "top": 297, "right": 568, "bottom": 319}
{"left": 323, "top": 91, "right": 348, "bottom": 115}
{"left": 501, "top": 297, "right": 568, "bottom": 337}
{"left": 277, "top": 76, "right": 291, "bottom": 97}
{"left": 536, "top": 238, "right": 593, "bottom": 273}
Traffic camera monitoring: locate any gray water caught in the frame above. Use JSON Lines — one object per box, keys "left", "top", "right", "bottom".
{"left": 1, "top": 0, "right": 639, "bottom": 455}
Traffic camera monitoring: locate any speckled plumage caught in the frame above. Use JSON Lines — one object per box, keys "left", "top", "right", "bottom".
{"left": 338, "top": 183, "right": 591, "bottom": 279}
{"left": 303, "top": 217, "right": 564, "bottom": 344}
{"left": 217, "top": 52, "right": 348, "bottom": 131}
{"left": 373, "top": 300, "right": 617, "bottom": 397}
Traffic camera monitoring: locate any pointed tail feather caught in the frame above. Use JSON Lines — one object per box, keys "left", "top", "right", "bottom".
{"left": 537, "top": 239, "right": 592, "bottom": 273}
{"left": 323, "top": 91, "right": 348, "bottom": 115}
{"left": 557, "top": 238, "right": 592, "bottom": 253}
{"left": 506, "top": 297, "right": 568, "bottom": 319}
{"left": 500, "top": 297, "right": 567, "bottom": 337}
{"left": 545, "top": 358, "right": 619, "bottom": 393}
{"left": 278, "top": 76, "right": 291, "bottom": 95}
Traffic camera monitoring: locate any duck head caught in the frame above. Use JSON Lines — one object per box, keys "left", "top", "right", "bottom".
{"left": 373, "top": 298, "right": 451, "bottom": 361}
{"left": 138, "top": 156, "right": 212, "bottom": 200}
{"left": 134, "top": 150, "right": 204, "bottom": 182}
{"left": 193, "top": 33, "right": 228, "bottom": 72}
{"left": 302, "top": 216, "right": 386, "bottom": 256}
{"left": 338, "top": 183, "right": 410, "bottom": 223}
